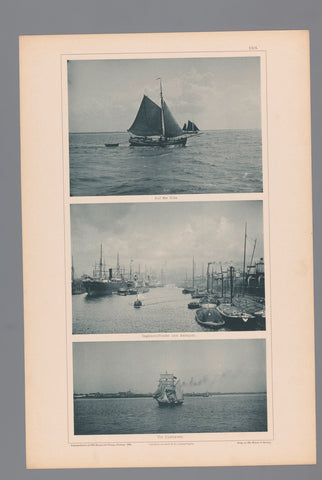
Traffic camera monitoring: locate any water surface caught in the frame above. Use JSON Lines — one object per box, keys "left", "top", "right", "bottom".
{"left": 74, "top": 394, "right": 267, "bottom": 435}
{"left": 69, "top": 130, "right": 262, "bottom": 196}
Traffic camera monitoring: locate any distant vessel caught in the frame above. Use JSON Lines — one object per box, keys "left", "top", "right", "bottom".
{"left": 153, "top": 373, "right": 184, "bottom": 407}
{"left": 182, "top": 257, "right": 196, "bottom": 295}
{"left": 128, "top": 79, "right": 187, "bottom": 147}
{"left": 182, "top": 120, "right": 199, "bottom": 133}
{"left": 71, "top": 257, "right": 85, "bottom": 295}
{"left": 82, "top": 245, "right": 124, "bottom": 297}
{"left": 104, "top": 143, "right": 119, "bottom": 147}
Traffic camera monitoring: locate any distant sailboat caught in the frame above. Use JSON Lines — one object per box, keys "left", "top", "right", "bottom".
{"left": 153, "top": 373, "right": 184, "bottom": 407}
{"left": 128, "top": 79, "right": 187, "bottom": 147}
{"left": 182, "top": 120, "right": 199, "bottom": 133}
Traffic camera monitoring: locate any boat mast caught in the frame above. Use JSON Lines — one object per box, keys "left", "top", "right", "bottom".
{"left": 249, "top": 239, "right": 257, "bottom": 268}
{"left": 71, "top": 256, "right": 75, "bottom": 282}
{"left": 242, "top": 223, "right": 247, "bottom": 294}
{"left": 192, "top": 256, "right": 195, "bottom": 289}
{"left": 116, "top": 252, "right": 120, "bottom": 276}
{"left": 230, "top": 266, "right": 234, "bottom": 304}
{"left": 130, "top": 259, "right": 133, "bottom": 281}
{"left": 206, "top": 262, "right": 211, "bottom": 293}
{"left": 211, "top": 266, "right": 214, "bottom": 293}
{"left": 158, "top": 77, "right": 166, "bottom": 138}
{"left": 220, "top": 263, "right": 224, "bottom": 297}
{"left": 99, "top": 244, "right": 103, "bottom": 279}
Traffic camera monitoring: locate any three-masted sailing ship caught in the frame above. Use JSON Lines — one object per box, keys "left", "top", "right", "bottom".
{"left": 128, "top": 79, "right": 187, "bottom": 147}
{"left": 153, "top": 373, "right": 184, "bottom": 407}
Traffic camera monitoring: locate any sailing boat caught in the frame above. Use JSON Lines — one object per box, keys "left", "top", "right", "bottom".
{"left": 153, "top": 373, "right": 184, "bottom": 407}
{"left": 182, "top": 256, "right": 196, "bottom": 294}
{"left": 215, "top": 265, "right": 255, "bottom": 329}
{"left": 194, "top": 262, "right": 225, "bottom": 329}
{"left": 182, "top": 120, "right": 199, "bottom": 134}
{"left": 128, "top": 79, "right": 187, "bottom": 147}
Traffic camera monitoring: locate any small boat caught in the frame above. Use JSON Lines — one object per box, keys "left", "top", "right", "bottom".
{"left": 182, "top": 120, "right": 199, "bottom": 134}
{"left": 188, "top": 301, "right": 200, "bottom": 309}
{"left": 128, "top": 79, "right": 187, "bottom": 147}
{"left": 118, "top": 287, "right": 127, "bottom": 296}
{"left": 134, "top": 297, "right": 142, "bottom": 308}
{"left": 105, "top": 143, "right": 119, "bottom": 147}
{"left": 182, "top": 287, "right": 195, "bottom": 294}
{"left": 199, "top": 295, "right": 220, "bottom": 305}
{"left": 191, "top": 290, "right": 207, "bottom": 299}
{"left": 127, "top": 288, "right": 138, "bottom": 295}
{"left": 153, "top": 373, "right": 184, "bottom": 407}
{"left": 195, "top": 305, "right": 225, "bottom": 329}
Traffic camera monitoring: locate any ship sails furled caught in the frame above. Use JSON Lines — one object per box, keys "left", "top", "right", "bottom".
{"left": 153, "top": 373, "right": 184, "bottom": 406}
{"left": 128, "top": 79, "right": 187, "bottom": 146}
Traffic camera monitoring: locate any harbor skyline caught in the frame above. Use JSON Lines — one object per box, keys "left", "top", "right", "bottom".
{"left": 70, "top": 200, "right": 264, "bottom": 281}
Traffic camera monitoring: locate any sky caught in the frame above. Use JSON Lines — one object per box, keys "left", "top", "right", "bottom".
{"left": 70, "top": 200, "right": 263, "bottom": 280}
{"left": 68, "top": 56, "right": 261, "bottom": 132}
{"left": 73, "top": 339, "right": 266, "bottom": 394}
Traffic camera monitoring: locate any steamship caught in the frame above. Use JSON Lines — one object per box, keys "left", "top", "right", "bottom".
{"left": 82, "top": 245, "right": 124, "bottom": 297}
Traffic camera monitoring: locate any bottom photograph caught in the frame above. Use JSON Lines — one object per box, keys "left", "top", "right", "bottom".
{"left": 73, "top": 339, "right": 267, "bottom": 436}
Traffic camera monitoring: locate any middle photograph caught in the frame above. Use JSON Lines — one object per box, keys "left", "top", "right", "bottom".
{"left": 71, "top": 200, "right": 266, "bottom": 334}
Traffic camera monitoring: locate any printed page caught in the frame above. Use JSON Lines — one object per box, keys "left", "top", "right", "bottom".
{"left": 20, "top": 30, "right": 315, "bottom": 468}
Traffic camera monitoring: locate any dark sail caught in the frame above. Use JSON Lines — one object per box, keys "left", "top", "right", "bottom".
{"left": 163, "top": 101, "right": 183, "bottom": 138}
{"left": 128, "top": 95, "right": 162, "bottom": 136}
{"left": 183, "top": 120, "right": 199, "bottom": 132}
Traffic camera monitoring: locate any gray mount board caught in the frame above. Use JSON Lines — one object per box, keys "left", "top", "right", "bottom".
{"left": 0, "top": 0, "right": 321, "bottom": 479}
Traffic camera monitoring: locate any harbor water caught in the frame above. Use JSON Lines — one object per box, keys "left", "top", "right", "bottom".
{"left": 69, "top": 129, "right": 262, "bottom": 196}
{"left": 73, "top": 285, "right": 203, "bottom": 334}
{"left": 74, "top": 393, "right": 267, "bottom": 435}
{"left": 72, "top": 285, "right": 264, "bottom": 334}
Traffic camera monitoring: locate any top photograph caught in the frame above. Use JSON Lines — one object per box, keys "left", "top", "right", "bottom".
{"left": 68, "top": 56, "right": 263, "bottom": 197}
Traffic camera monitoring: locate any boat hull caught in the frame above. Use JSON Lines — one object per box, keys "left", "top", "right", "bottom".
{"left": 156, "top": 400, "right": 183, "bottom": 407}
{"left": 82, "top": 279, "right": 123, "bottom": 297}
{"left": 215, "top": 304, "right": 257, "bottom": 330}
{"left": 188, "top": 301, "right": 200, "bottom": 309}
{"left": 129, "top": 136, "right": 187, "bottom": 147}
{"left": 195, "top": 307, "right": 226, "bottom": 329}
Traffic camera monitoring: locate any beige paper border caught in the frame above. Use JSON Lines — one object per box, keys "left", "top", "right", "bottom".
{"left": 20, "top": 30, "right": 315, "bottom": 468}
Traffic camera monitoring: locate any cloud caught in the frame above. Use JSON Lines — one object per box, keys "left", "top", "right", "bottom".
{"left": 71, "top": 201, "right": 263, "bottom": 278}
{"left": 68, "top": 57, "right": 261, "bottom": 132}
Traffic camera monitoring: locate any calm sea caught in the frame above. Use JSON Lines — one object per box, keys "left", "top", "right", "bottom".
{"left": 74, "top": 394, "right": 267, "bottom": 435}
{"left": 69, "top": 130, "right": 262, "bottom": 196}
